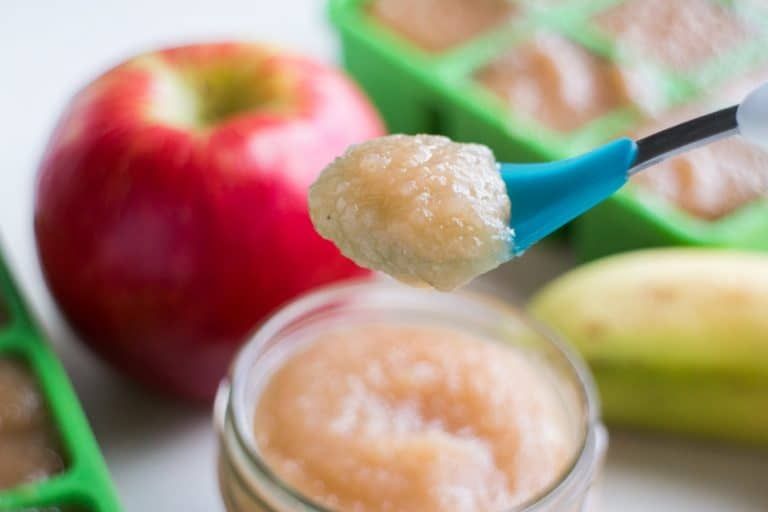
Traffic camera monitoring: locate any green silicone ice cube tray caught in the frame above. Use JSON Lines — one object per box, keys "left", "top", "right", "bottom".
{"left": 0, "top": 249, "right": 121, "bottom": 511}
{"left": 329, "top": 0, "right": 768, "bottom": 260}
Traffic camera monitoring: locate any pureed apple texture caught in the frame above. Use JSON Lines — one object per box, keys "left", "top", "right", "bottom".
{"left": 254, "top": 324, "right": 576, "bottom": 511}
{"left": 217, "top": 282, "right": 604, "bottom": 512}
{"left": 309, "top": 135, "right": 513, "bottom": 290}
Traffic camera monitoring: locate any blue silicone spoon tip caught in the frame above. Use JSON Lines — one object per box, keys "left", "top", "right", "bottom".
{"left": 502, "top": 138, "right": 638, "bottom": 254}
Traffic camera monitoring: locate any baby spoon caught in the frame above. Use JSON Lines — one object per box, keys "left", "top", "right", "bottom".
{"left": 504, "top": 81, "right": 768, "bottom": 253}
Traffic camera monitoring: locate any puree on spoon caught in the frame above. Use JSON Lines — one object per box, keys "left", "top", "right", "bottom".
{"left": 308, "top": 134, "right": 513, "bottom": 291}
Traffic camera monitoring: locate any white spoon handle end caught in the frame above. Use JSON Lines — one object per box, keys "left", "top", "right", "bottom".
{"left": 737, "top": 81, "right": 768, "bottom": 151}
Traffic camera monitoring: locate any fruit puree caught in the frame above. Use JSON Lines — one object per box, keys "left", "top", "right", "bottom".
{"left": 309, "top": 134, "right": 512, "bottom": 291}
{"left": 369, "top": 0, "right": 516, "bottom": 52}
{"left": 0, "top": 358, "right": 64, "bottom": 489}
{"left": 596, "top": 0, "right": 750, "bottom": 71}
{"left": 631, "top": 84, "right": 768, "bottom": 220}
{"left": 633, "top": 136, "right": 768, "bottom": 219}
{"left": 475, "top": 34, "right": 631, "bottom": 131}
{"left": 254, "top": 323, "right": 577, "bottom": 512}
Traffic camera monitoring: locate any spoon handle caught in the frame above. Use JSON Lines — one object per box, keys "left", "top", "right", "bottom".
{"left": 630, "top": 105, "right": 738, "bottom": 175}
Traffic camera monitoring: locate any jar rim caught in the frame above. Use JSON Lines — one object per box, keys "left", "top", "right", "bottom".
{"left": 225, "top": 277, "right": 603, "bottom": 512}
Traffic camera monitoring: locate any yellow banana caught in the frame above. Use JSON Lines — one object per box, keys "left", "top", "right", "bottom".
{"left": 529, "top": 249, "right": 768, "bottom": 445}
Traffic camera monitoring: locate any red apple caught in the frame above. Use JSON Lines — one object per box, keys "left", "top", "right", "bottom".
{"left": 35, "top": 43, "right": 383, "bottom": 401}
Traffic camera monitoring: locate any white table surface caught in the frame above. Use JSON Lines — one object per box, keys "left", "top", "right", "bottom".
{"left": 1, "top": 1, "right": 767, "bottom": 511}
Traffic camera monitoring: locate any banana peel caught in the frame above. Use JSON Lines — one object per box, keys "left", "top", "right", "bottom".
{"left": 529, "top": 249, "right": 768, "bottom": 445}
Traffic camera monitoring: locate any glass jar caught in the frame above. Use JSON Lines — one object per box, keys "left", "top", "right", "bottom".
{"left": 215, "top": 279, "right": 607, "bottom": 512}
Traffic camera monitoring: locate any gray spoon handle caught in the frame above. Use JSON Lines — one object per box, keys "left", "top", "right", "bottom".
{"left": 630, "top": 105, "right": 739, "bottom": 175}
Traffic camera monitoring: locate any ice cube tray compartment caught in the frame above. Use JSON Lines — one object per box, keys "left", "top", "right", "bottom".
{"left": 0, "top": 250, "right": 120, "bottom": 511}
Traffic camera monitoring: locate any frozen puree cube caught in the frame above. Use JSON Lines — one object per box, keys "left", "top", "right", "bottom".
{"left": 369, "top": 0, "right": 517, "bottom": 52}
{"left": 631, "top": 71, "right": 768, "bottom": 219}
{"left": 596, "top": 0, "right": 752, "bottom": 71}
{"left": 632, "top": 133, "right": 768, "bottom": 220}
{"left": 0, "top": 358, "right": 64, "bottom": 490}
{"left": 476, "top": 34, "right": 632, "bottom": 132}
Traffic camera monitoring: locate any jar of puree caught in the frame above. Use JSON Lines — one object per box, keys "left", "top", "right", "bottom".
{"left": 215, "top": 280, "right": 606, "bottom": 512}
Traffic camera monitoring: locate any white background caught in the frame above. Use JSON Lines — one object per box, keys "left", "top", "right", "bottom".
{"left": 1, "top": 1, "right": 767, "bottom": 510}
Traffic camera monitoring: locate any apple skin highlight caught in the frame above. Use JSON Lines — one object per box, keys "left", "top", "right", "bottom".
{"left": 34, "top": 43, "right": 384, "bottom": 401}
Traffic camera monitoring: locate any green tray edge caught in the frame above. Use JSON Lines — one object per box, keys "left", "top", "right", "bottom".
{"left": 0, "top": 250, "right": 122, "bottom": 512}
